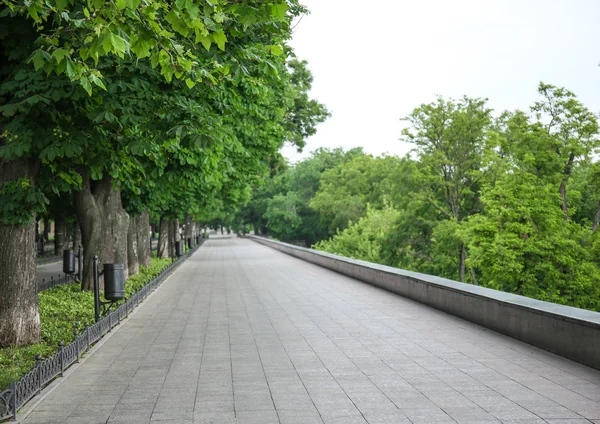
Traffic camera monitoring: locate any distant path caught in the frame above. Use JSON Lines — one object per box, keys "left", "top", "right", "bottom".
{"left": 21, "top": 238, "right": 600, "bottom": 423}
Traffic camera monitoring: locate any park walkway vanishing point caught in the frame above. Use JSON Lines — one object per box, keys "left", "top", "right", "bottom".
{"left": 20, "top": 237, "right": 600, "bottom": 424}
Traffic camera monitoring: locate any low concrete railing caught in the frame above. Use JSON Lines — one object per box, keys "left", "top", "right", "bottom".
{"left": 250, "top": 236, "right": 600, "bottom": 370}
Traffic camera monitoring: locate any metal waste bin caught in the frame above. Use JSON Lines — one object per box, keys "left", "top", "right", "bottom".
{"left": 103, "top": 263, "right": 125, "bottom": 301}
{"left": 63, "top": 249, "right": 75, "bottom": 274}
{"left": 175, "top": 240, "right": 184, "bottom": 257}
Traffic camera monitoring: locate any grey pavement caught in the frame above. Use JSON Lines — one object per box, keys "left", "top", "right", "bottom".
{"left": 21, "top": 238, "right": 600, "bottom": 424}
{"left": 37, "top": 260, "right": 66, "bottom": 284}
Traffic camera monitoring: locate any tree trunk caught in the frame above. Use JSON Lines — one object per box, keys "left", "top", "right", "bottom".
{"left": 127, "top": 214, "right": 139, "bottom": 276}
{"left": 157, "top": 217, "right": 169, "bottom": 259}
{"left": 560, "top": 152, "right": 576, "bottom": 221}
{"left": 54, "top": 219, "right": 66, "bottom": 255}
{"left": 168, "top": 219, "right": 175, "bottom": 257}
{"left": 74, "top": 173, "right": 129, "bottom": 291}
{"left": 72, "top": 221, "right": 81, "bottom": 250}
{"left": 185, "top": 213, "right": 192, "bottom": 243}
{"left": 168, "top": 219, "right": 179, "bottom": 257}
{"left": 0, "top": 221, "right": 40, "bottom": 347}
{"left": 0, "top": 156, "right": 41, "bottom": 347}
{"left": 459, "top": 243, "right": 466, "bottom": 282}
{"left": 560, "top": 181, "right": 569, "bottom": 221}
{"left": 136, "top": 211, "right": 151, "bottom": 267}
{"left": 43, "top": 217, "right": 50, "bottom": 243}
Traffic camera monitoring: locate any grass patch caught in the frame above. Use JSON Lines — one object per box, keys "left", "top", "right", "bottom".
{"left": 0, "top": 257, "right": 172, "bottom": 390}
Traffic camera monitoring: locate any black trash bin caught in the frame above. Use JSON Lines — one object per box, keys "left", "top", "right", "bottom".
{"left": 175, "top": 240, "right": 184, "bottom": 257}
{"left": 104, "top": 263, "right": 125, "bottom": 301}
{"left": 63, "top": 249, "right": 75, "bottom": 274}
{"left": 187, "top": 237, "right": 192, "bottom": 249}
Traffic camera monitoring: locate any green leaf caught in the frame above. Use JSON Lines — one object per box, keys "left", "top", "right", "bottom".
{"left": 185, "top": 78, "right": 195, "bottom": 89}
{"left": 131, "top": 38, "right": 153, "bottom": 58}
{"left": 55, "top": 0, "right": 69, "bottom": 11}
{"left": 212, "top": 30, "right": 227, "bottom": 51}
{"left": 65, "top": 59, "right": 76, "bottom": 78}
{"left": 268, "top": 45, "right": 283, "bottom": 56}
{"left": 126, "top": 0, "right": 141, "bottom": 10}
{"left": 271, "top": 3, "right": 287, "bottom": 20}
{"left": 80, "top": 77, "right": 92, "bottom": 95}
{"left": 166, "top": 10, "right": 189, "bottom": 37}
{"left": 107, "top": 32, "right": 129, "bottom": 56}
{"left": 89, "top": 73, "right": 106, "bottom": 90}
{"left": 195, "top": 31, "right": 211, "bottom": 50}
{"left": 30, "top": 50, "right": 46, "bottom": 71}
{"left": 116, "top": 0, "right": 127, "bottom": 10}
{"left": 52, "top": 48, "right": 69, "bottom": 64}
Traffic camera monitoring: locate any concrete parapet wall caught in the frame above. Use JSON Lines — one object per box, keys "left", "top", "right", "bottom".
{"left": 250, "top": 236, "right": 600, "bottom": 370}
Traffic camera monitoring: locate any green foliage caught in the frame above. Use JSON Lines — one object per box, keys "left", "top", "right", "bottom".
{"left": 0, "top": 257, "right": 171, "bottom": 389}
{"left": 314, "top": 204, "right": 400, "bottom": 263}
{"left": 256, "top": 83, "right": 600, "bottom": 312}
{"left": 0, "top": 0, "right": 294, "bottom": 90}
{"left": 235, "top": 147, "right": 363, "bottom": 244}
{"left": 311, "top": 154, "right": 411, "bottom": 233}
{"left": 0, "top": 177, "right": 47, "bottom": 225}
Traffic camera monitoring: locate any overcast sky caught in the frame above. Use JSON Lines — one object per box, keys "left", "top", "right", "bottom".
{"left": 281, "top": 0, "right": 600, "bottom": 162}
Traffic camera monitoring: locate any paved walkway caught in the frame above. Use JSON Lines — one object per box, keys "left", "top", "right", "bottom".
{"left": 21, "top": 238, "right": 600, "bottom": 424}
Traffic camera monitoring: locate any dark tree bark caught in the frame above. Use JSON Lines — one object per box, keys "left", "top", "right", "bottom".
{"left": 168, "top": 219, "right": 179, "bottom": 256}
{"left": 157, "top": 217, "right": 169, "bottom": 259}
{"left": 0, "top": 221, "right": 40, "bottom": 347}
{"left": 72, "top": 221, "right": 81, "bottom": 250}
{"left": 136, "top": 211, "right": 151, "bottom": 267}
{"left": 185, "top": 213, "right": 192, "bottom": 242}
{"left": 127, "top": 214, "right": 139, "bottom": 276}
{"left": 0, "top": 157, "right": 41, "bottom": 347}
{"left": 459, "top": 243, "right": 466, "bottom": 282}
{"left": 560, "top": 152, "right": 576, "bottom": 221}
{"left": 54, "top": 218, "right": 66, "bottom": 255}
{"left": 42, "top": 217, "right": 50, "bottom": 244}
{"left": 74, "top": 173, "right": 130, "bottom": 291}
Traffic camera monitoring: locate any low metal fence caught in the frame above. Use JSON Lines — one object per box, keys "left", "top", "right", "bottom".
{"left": 0, "top": 241, "right": 203, "bottom": 421}
{"left": 35, "top": 254, "right": 61, "bottom": 265}
{"left": 37, "top": 273, "right": 72, "bottom": 293}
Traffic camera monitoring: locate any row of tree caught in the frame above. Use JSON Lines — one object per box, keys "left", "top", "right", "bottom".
{"left": 0, "top": 1, "right": 328, "bottom": 347}
{"left": 234, "top": 83, "right": 600, "bottom": 312}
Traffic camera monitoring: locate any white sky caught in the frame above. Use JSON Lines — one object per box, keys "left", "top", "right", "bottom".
{"left": 281, "top": 0, "right": 600, "bottom": 162}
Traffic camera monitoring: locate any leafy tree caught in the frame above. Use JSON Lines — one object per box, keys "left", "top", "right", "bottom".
{"left": 311, "top": 154, "right": 409, "bottom": 233}
{"left": 0, "top": 1, "right": 327, "bottom": 346}
{"left": 313, "top": 204, "right": 400, "bottom": 264}
{"left": 400, "top": 96, "right": 492, "bottom": 281}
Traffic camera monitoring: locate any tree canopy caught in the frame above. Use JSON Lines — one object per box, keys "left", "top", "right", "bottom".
{"left": 0, "top": 0, "right": 329, "bottom": 347}
{"left": 236, "top": 83, "right": 600, "bottom": 312}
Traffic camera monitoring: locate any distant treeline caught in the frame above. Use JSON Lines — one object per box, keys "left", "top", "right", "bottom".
{"left": 234, "top": 83, "right": 600, "bottom": 312}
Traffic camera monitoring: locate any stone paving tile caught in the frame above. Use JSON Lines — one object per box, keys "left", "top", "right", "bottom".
{"left": 19, "top": 237, "right": 600, "bottom": 424}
